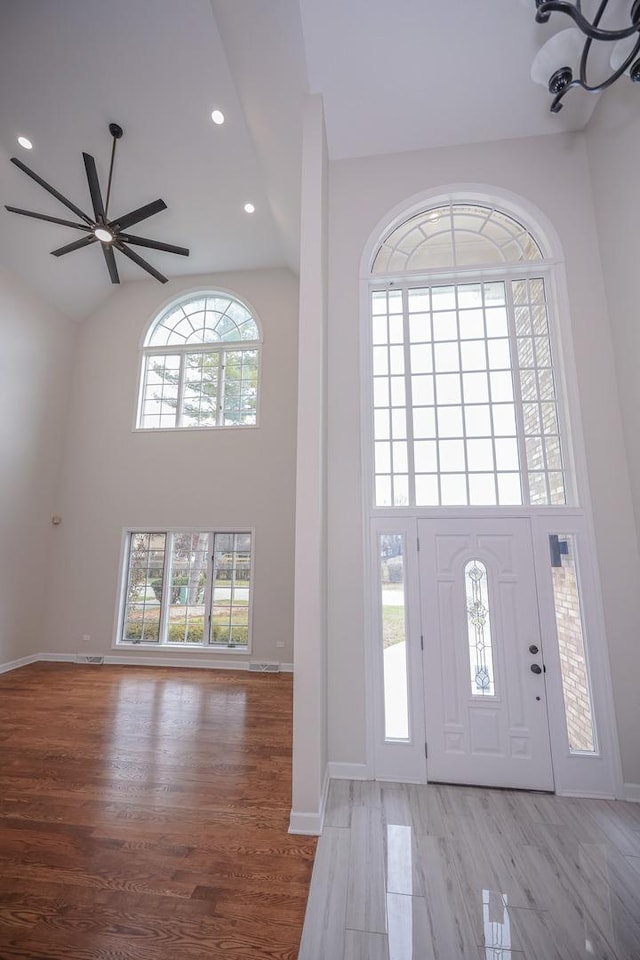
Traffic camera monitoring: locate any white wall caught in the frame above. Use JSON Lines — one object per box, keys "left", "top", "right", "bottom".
{"left": 327, "top": 131, "right": 640, "bottom": 787}
{"left": 0, "top": 267, "right": 75, "bottom": 666}
{"left": 290, "top": 95, "right": 329, "bottom": 833}
{"left": 586, "top": 84, "right": 640, "bottom": 543}
{"left": 43, "top": 268, "right": 299, "bottom": 665}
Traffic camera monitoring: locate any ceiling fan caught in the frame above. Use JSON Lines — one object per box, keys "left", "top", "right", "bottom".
{"left": 4, "top": 123, "right": 189, "bottom": 284}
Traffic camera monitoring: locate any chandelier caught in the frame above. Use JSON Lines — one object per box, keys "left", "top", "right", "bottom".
{"left": 530, "top": 0, "right": 640, "bottom": 112}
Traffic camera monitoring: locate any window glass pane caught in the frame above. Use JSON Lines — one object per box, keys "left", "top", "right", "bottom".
{"left": 222, "top": 350, "right": 258, "bottom": 426}
{"left": 437, "top": 406, "right": 463, "bottom": 438}
{"left": 549, "top": 535, "right": 596, "bottom": 752}
{"left": 465, "top": 560, "right": 495, "bottom": 696}
{"left": 370, "top": 268, "right": 567, "bottom": 507}
{"left": 440, "top": 474, "right": 468, "bottom": 505}
{"left": 166, "top": 533, "right": 209, "bottom": 643}
{"left": 122, "top": 533, "right": 166, "bottom": 642}
{"left": 139, "top": 355, "right": 180, "bottom": 429}
{"left": 415, "top": 474, "right": 439, "bottom": 506}
{"left": 414, "top": 440, "right": 437, "bottom": 472}
{"left": 181, "top": 352, "right": 219, "bottom": 426}
{"left": 380, "top": 534, "right": 409, "bottom": 740}
{"left": 211, "top": 533, "right": 252, "bottom": 647}
{"left": 469, "top": 473, "right": 497, "bottom": 506}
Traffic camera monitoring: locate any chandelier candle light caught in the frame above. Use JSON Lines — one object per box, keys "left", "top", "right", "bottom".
{"left": 530, "top": 0, "right": 640, "bottom": 112}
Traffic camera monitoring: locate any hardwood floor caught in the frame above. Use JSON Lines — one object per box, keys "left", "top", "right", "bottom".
{"left": 0, "top": 662, "right": 315, "bottom": 960}
{"left": 299, "top": 779, "right": 640, "bottom": 960}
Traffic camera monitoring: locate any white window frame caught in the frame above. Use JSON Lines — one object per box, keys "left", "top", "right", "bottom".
{"left": 368, "top": 263, "right": 576, "bottom": 512}
{"left": 134, "top": 290, "right": 262, "bottom": 433}
{"left": 114, "top": 527, "right": 255, "bottom": 654}
{"left": 359, "top": 188, "right": 622, "bottom": 800}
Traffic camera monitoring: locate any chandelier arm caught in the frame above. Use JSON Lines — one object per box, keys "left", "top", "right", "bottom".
{"left": 580, "top": 34, "right": 640, "bottom": 89}
{"left": 536, "top": 1, "right": 640, "bottom": 41}
{"left": 551, "top": 33, "right": 640, "bottom": 109}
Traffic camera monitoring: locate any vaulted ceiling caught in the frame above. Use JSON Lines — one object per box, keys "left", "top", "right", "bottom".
{"left": 0, "top": 0, "right": 605, "bottom": 319}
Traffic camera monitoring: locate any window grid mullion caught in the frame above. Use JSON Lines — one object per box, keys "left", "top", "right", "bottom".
{"left": 159, "top": 532, "right": 173, "bottom": 645}
{"left": 481, "top": 283, "right": 499, "bottom": 507}
{"left": 217, "top": 350, "right": 226, "bottom": 427}
{"left": 203, "top": 533, "right": 214, "bottom": 646}
{"left": 401, "top": 286, "right": 416, "bottom": 507}
{"left": 455, "top": 284, "right": 471, "bottom": 506}
{"left": 175, "top": 354, "right": 186, "bottom": 428}
{"left": 505, "top": 279, "right": 531, "bottom": 507}
{"left": 430, "top": 288, "right": 443, "bottom": 507}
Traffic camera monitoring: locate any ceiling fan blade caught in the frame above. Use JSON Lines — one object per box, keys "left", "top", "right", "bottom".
{"left": 83, "top": 153, "right": 105, "bottom": 222}
{"left": 10, "top": 157, "right": 93, "bottom": 224}
{"left": 115, "top": 241, "right": 167, "bottom": 283}
{"left": 109, "top": 199, "right": 167, "bottom": 232}
{"left": 51, "top": 235, "right": 97, "bottom": 257}
{"left": 118, "top": 232, "right": 189, "bottom": 256}
{"left": 5, "top": 205, "right": 91, "bottom": 231}
{"left": 102, "top": 243, "right": 120, "bottom": 284}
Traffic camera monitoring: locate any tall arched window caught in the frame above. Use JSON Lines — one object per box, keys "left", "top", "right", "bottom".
{"left": 370, "top": 202, "right": 567, "bottom": 507}
{"left": 137, "top": 292, "right": 261, "bottom": 429}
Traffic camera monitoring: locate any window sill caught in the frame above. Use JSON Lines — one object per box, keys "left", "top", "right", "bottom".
{"left": 132, "top": 424, "right": 259, "bottom": 434}
{"left": 114, "top": 642, "right": 250, "bottom": 655}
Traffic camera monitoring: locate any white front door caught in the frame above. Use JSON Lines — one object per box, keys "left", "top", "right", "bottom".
{"left": 419, "top": 517, "right": 554, "bottom": 790}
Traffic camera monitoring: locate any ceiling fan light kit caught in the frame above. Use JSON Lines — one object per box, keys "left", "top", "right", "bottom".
{"left": 530, "top": 0, "right": 640, "bottom": 112}
{"left": 5, "top": 122, "right": 189, "bottom": 284}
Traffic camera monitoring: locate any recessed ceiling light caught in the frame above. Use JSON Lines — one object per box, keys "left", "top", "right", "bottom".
{"left": 211, "top": 109, "right": 225, "bottom": 125}
{"left": 243, "top": 202, "right": 255, "bottom": 214}
{"left": 427, "top": 211, "right": 441, "bottom": 223}
{"left": 94, "top": 227, "right": 114, "bottom": 243}
{"left": 17, "top": 136, "right": 32, "bottom": 150}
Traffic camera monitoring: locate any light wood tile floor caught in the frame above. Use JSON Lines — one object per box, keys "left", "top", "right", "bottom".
{"left": 298, "top": 779, "right": 640, "bottom": 960}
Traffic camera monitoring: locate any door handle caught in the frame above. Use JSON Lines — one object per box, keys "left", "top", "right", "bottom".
{"left": 530, "top": 663, "right": 542, "bottom": 675}
{"left": 529, "top": 644, "right": 539, "bottom": 654}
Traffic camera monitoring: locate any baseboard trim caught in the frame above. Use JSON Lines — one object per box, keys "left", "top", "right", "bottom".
{"left": 556, "top": 789, "right": 616, "bottom": 801}
{"left": 0, "top": 653, "right": 39, "bottom": 674}
{"left": 2, "top": 652, "right": 293, "bottom": 675}
{"left": 622, "top": 782, "right": 640, "bottom": 803}
{"left": 327, "top": 761, "right": 372, "bottom": 780}
{"left": 288, "top": 766, "right": 330, "bottom": 836}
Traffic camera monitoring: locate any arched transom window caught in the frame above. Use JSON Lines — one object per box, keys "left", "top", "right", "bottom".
{"left": 137, "top": 292, "right": 261, "bottom": 429}
{"left": 370, "top": 202, "right": 568, "bottom": 507}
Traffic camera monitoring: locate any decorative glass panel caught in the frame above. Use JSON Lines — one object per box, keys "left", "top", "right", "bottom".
{"left": 372, "top": 203, "right": 543, "bottom": 274}
{"left": 549, "top": 535, "right": 596, "bottom": 752}
{"left": 512, "top": 278, "right": 565, "bottom": 505}
{"left": 465, "top": 560, "right": 495, "bottom": 696}
{"left": 380, "top": 534, "right": 410, "bottom": 739}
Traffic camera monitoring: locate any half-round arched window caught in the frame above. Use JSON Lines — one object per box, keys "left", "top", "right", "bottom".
{"left": 369, "top": 200, "right": 568, "bottom": 507}
{"left": 372, "top": 203, "right": 544, "bottom": 274}
{"left": 137, "top": 292, "right": 261, "bottom": 429}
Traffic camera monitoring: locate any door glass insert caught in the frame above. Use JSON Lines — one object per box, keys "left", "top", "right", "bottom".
{"left": 379, "top": 534, "right": 410, "bottom": 739}
{"left": 549, "top": 534, "right": 596, "bottom": 752}
{"left": 465, "top": 559, "right": 496, "bottom": 696}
